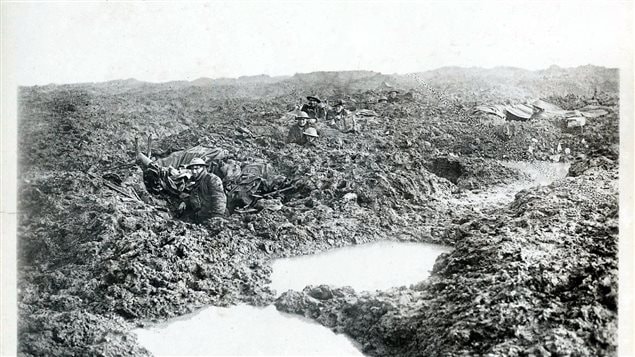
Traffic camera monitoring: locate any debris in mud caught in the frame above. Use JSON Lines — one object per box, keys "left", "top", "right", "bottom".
{"left": 135, "top": 143, "right": 291, "bottom": 215}
{"left": 18, "top": 68, "right": 619, "bottom": 356}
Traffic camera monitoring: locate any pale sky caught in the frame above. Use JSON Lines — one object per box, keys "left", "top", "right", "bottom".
{"left": 2, "top": 0, "right": 634, "bottom": 85}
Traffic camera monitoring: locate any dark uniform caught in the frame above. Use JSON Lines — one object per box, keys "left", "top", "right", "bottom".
{"left": 300, "top": 104, "right": 326, "bottom": 120}
{"left": 286, "top": 124, "right": 307, "bottom": 145}
{"left": 387, "top": 91, "right": 400, "bottom": 103}
{"left": 184, "top": 171, "right": 226, "bottom": 221}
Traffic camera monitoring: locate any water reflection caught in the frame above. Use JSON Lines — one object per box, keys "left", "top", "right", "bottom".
{"left": 270, "top": 241, "right": 451, "bottom": 293}
{"left": 134, "top": 305, "right": 364, "bottom": 356}
{"left": 451, "top": 161, "right": 570, "bottom": 209}
{"left": 135, "top": 241, "right": 450, "bottom": 356}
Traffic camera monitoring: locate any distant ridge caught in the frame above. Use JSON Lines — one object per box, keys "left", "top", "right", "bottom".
{"left": 24, "top": 65, "right": 618, "bottom": 101}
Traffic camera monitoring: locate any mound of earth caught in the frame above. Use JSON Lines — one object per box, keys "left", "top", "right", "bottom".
{"left": 275, "top": 164, "right": 618, "bottom": 356}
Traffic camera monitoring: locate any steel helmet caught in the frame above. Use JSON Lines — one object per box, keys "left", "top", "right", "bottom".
{"left": 306, "top": 95, "right": 321, "bottom": 103}
{"left": 295, "top": 111, "right": 310, "bottom": 119}
{"left": 302, "top": 127, "right": 319, "bottom": 137}
{"left": 186, "top": 158, "right": 207, "bottom": 168}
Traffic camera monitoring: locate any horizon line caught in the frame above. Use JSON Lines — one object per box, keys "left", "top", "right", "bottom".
{"left": 19, "top": 63, "right": 616, "bottom": 88}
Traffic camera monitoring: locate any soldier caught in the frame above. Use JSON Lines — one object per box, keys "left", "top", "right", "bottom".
{"left": 179, "top": 158, "right": 227, "bottom": 222}
{"left": 387, "top": 90, "right": 400, "bottom": 103}
{"left": 327, "top": 99, "right": 357, "bottom": 133}
{"left": 302, "top": 127, "right": 319, "bottom": 145}
{"left": 286, "top": 111, "right": 310, "bottom": 145}
{"left": 327, "top": 99, "right": 349, "bottom": 125}
{"left": 301, "top": 95, "right": 326, "bottom": 121}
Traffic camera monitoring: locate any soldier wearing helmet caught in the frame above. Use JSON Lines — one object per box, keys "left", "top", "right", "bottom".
{"left": 178, "top": 157, "right": 227, "bottom": 221}
{"left": 326, "top": 99, "right": 357, "bottom": 133}
{"left": 387, "top": 90, "right": 400, "bottom": 103}
{"left": 302, "top": 127, "right": 319, "bottom": 145}
{"left": 301, "top": 95, "right": 326, "bottom": 121}
{"left": 286, "top": 111, "right": 310, "bottom": 145}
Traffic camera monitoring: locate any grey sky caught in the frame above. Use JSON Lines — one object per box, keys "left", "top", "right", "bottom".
{"left": 3, "top": 0, "right": 633, "bottom": 85}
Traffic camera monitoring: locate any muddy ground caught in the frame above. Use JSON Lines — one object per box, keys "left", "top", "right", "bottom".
{"left": 17, "top": 74, "right": 618, "bottom": 356}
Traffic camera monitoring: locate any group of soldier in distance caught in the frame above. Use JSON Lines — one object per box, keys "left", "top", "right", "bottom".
{"left": 287, "top": 95, "right": 353, "bottom": 145}
{"left": 135, "top": 91, "right": 403, "bottom": 223}
{"left": 286, "top": 91, "right": 401, "bottom": 145}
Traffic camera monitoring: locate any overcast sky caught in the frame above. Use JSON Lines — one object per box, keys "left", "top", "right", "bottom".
{"left": 3, "top": 0, "right": 633, "bottom": 85}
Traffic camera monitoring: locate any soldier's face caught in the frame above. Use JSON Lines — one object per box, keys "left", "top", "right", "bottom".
{"left": 191, "top": 165, "right": 205, "bottom": 175}
{"left": 309, "top": 100, "right": 317, "bottom": 107}
{"left": 298, "top": 118, "right": 307, "bottom": 126}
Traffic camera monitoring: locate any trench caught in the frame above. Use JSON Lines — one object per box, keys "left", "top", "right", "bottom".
{"left": 132, "top": 160, "right": 570, "bottom": 356}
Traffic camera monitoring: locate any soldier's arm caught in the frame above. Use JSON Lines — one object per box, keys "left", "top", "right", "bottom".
{"left": 206, "top": 175, "right": 227, "bottom": 215}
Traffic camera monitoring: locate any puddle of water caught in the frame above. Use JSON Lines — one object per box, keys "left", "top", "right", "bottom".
{"left": 452, "top": 161, "right": 570, "bottom": 209}
{"left": 500, "top": 161, "right": 570, "bottom": 186}
{"left": 134, "top": 304, "right": 364, "bottom": 356}
{"left": 270, "top": 241, "right": 451, "bottom": 293}
{"left": 135, "top": 241, "right": 448, "bottom": 356}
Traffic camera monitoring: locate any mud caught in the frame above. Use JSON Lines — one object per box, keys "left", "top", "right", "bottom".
{"left": 18, "top": 72, "right": 618, "bottom": 356}
{"left": 276, "top": 163, "right": 618, "bottom": 356}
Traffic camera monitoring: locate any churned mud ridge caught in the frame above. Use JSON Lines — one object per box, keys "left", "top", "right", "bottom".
{"left": 18, "top": 78, "right": 618, "bottom": 356}
{"left": 275, "top": 158, "right": 618, "bottom": 356}
{"left": 18, "top": 88, "right": 458, "bottom": 355}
